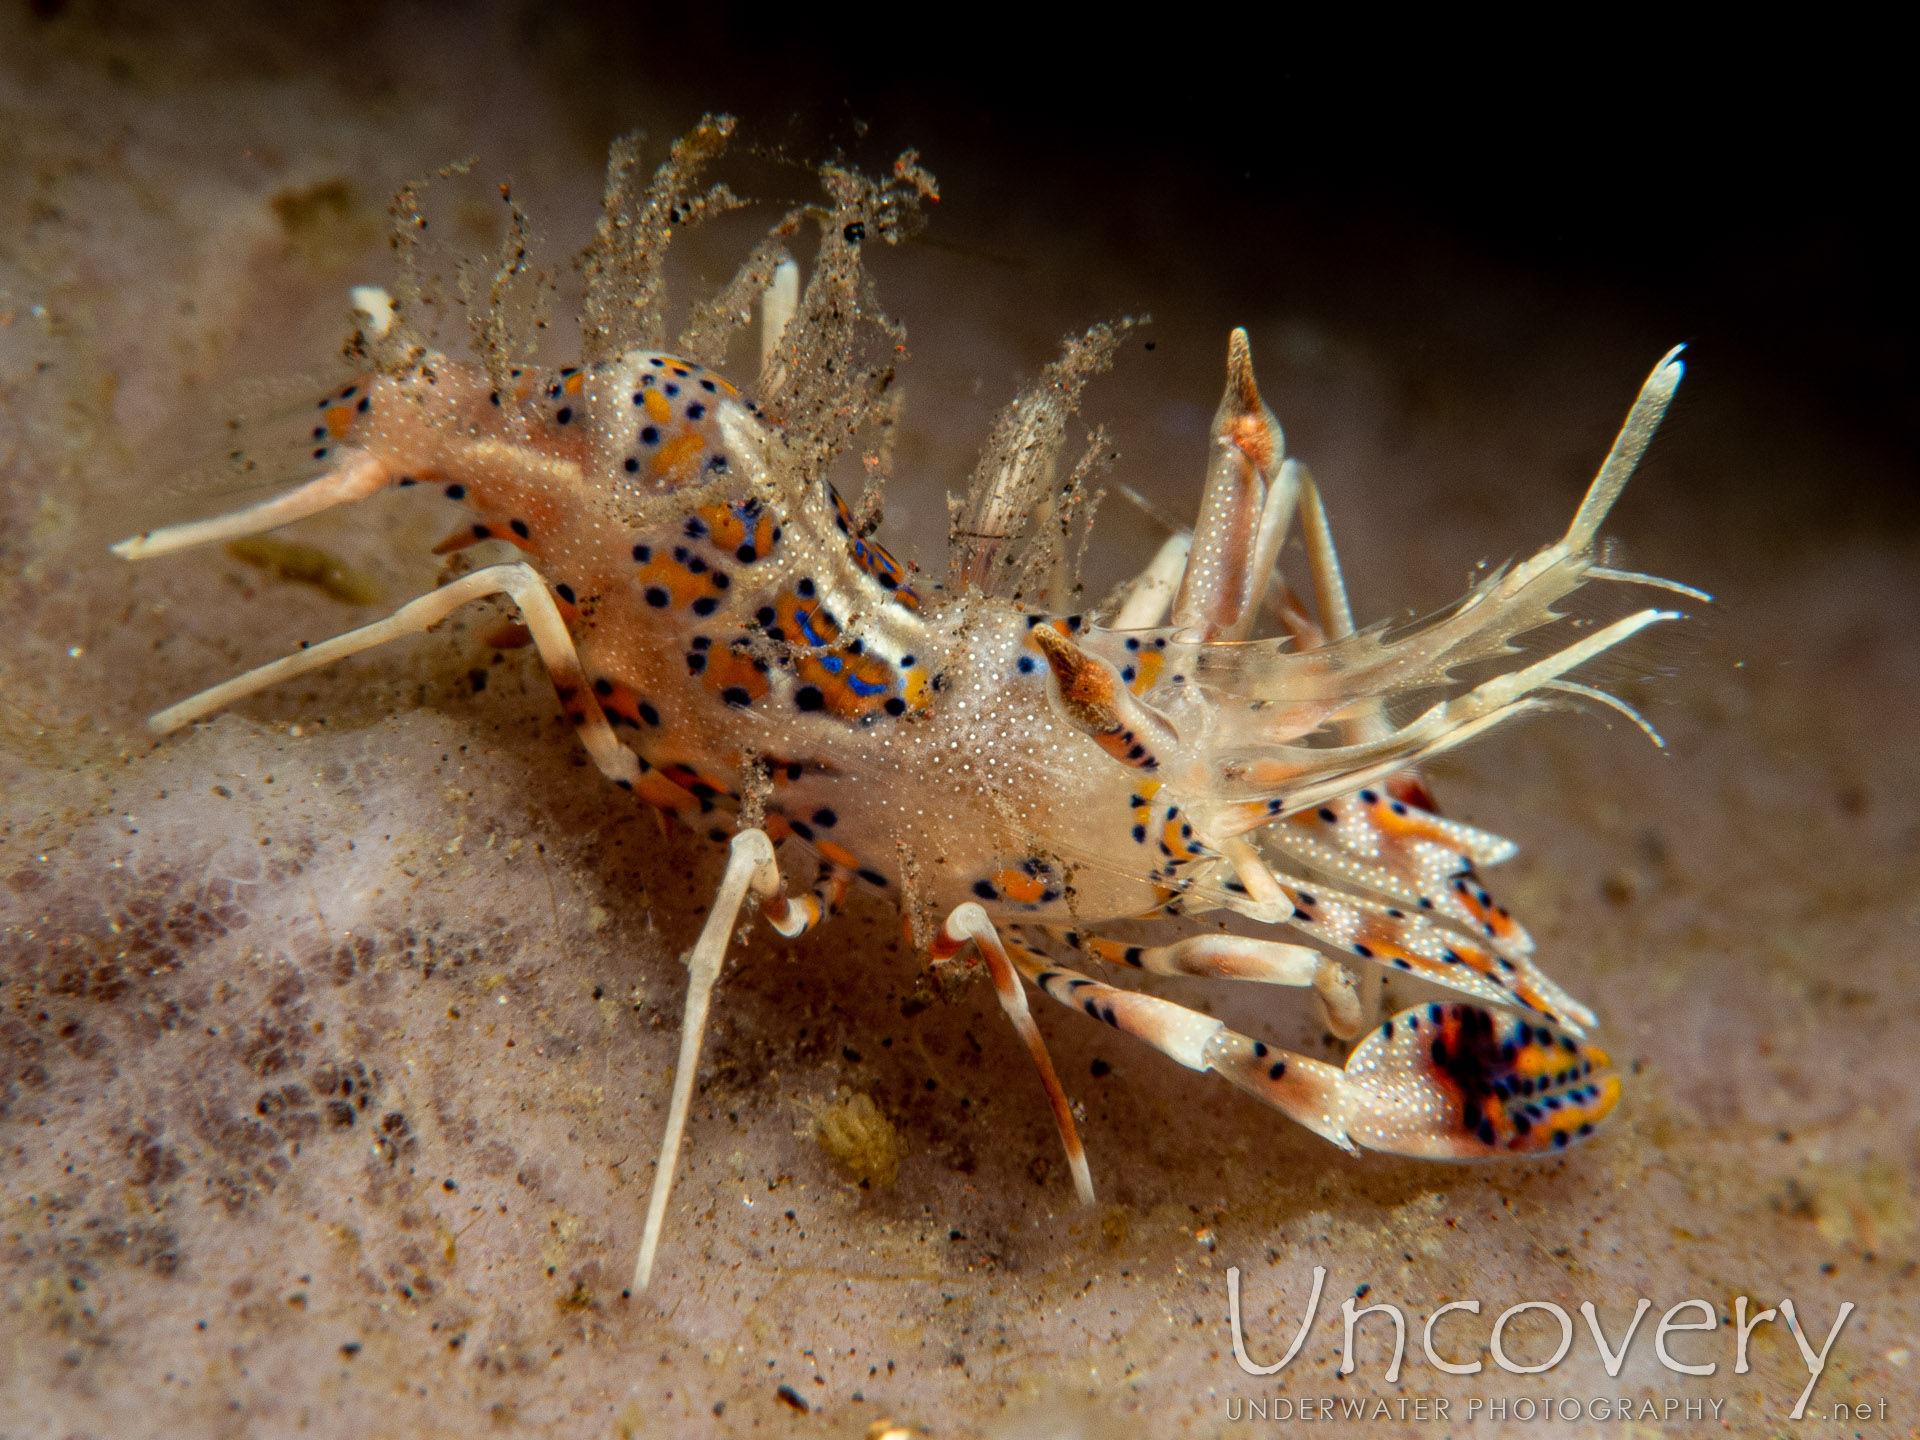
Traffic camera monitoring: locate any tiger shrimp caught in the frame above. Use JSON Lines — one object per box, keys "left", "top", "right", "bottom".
{"left": 110, "top": 118, "right": 1704, "bottom": 1294}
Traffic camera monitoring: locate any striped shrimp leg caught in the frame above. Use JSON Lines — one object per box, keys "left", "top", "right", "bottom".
{"left": 1039, "top": 928, "right": 1364, "bottom": 1039}
{"left": 762, "top": 862, "right": 856, "bottom": 937}
{"left": 934, "top": 904, "right": 1095, "bottom": 1206}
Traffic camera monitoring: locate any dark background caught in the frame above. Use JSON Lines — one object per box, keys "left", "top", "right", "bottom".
{"left": 559, "top": 11, "right": 1913, "bottom": 475}
{"left": 19, "top": 3, "right": 1911, "bottom": 477}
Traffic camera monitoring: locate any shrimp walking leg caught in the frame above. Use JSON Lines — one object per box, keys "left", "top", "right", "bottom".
{"left": 1040, "top": 928, "right": 1363, "bottom": 1039}
{"left": 762, "top": 861, "right": 854, "bottom": 938}
{"left": 112, "top": 451, "right": 392, "bottom": 560}
{"left": 934, "top": 904, "right": 1095, "bottom": 1205}
{"left": 633, "top": 829, "right": 784, "bottom": 1292}
{"left": 142, "top": 562, "right": 647, "bottom": 791}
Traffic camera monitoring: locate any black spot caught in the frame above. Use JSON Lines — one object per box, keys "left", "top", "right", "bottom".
{"left": 884, "top": 697, "right": 907, "bottom": 716}
{"left": 685, "top": 651, "right": 707, "bottom": 675}
{"left": 555, "top": 406, "right": 572, "bottom": 424}
{"left": 687, "top": 403, "right": 706, "bottom": 420}
{"left": 633, "top": 543, "right": 651, "bottom": 562}
{"left": 692, "top": 596, "right": 719, "bottom": 616}
{"left": 645, "top": 587, "right": 669, "bottom": 607}
{"left": 973, "top": 880, "right": 997, "bottom": 899}
{"left": 472, "top": 524, "right": 491, "bottom": 539}
{"left": 640, "top": 425, "right": 659, "bottom": 444}
{"left": 797, "top": 577, "right": 816, "bottom": 598}
{"left": 624, "top": 457, "right": 640, "bottom": 473}
{"left": 444, "top": 484, "right": 466, "bottom": 500}
{"left": 510, "top": 519, "right": 530, "bottom": 539}
{"left": 1317, "top": 806, "right": 1337, "bottom": 823}
{"left": 736, "top": 544, "right": 758, "bottom": 563}
{"left": 790, "top": 821, "right": 815, "bottom": 841}
{"left": 843, "top": 221, "right": 866, "bottom": 243}
{"left": 1268, "top": 1061, "right": 1286, "bottom": 1080}
{"left": 721, "top": 686, "right": 750, "bottom": 707}
{"left": 858, "top": 869, "right": 888, "bottom": 887}
{"left": 1017, "top": 656, "right": 1036, "bottom": 674}
{"left": 592, "top": 677, "right": 612, "bottom": 696}
{"left": 556, "top": 583, "right": 576, "bottom": 604}
{"left": 711, "top": 572, "right": 730, "bottom": 591}
{"left": 638, "top": 703, "right": 660, "bottom": 726}
{"left": 700, "top": 378, "right": 717, "bottom": 392}
{"left": 664, "top": 382, "right": 680, "bottom": 397}
{"left": 812, "top": 808, "right": 838, "bottom": 828}
{"left": 795, "top": 686, "right": 825, "bottom": 712}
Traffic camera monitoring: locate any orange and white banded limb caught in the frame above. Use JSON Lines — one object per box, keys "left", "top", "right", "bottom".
{"left": 934, "top": 905, "right": 1095, "bottom": 1206}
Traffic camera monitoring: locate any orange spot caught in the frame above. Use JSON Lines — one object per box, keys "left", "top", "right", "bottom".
{"left": 1160, "top": 813, "right": 1202, "bottom": 860}
{"left": 698, "top": 503, "right": 748, "bottom": 549}
{"left": 817, "top": 840, "right": 861, "bottom": 870}
{"left": 992, "top": 867, "right": 1048, "bottom": 905}
{"left": 635, "top": 771, "right": 700, "bottom": 815}
{"left": 651, "top": 430, "right": 706, "bottom": 482}
{"left": 1127, "top": 648, "right": 1165, "bottom": 694}
{"left": 699, "top": 643, "right": 771, "bottom": 705}
{"left": 562, "top": 371, "right": 585, "bottom": 395}
{"left": 901, "top": 667, "right": 930, "bottom": 710}
{"left": 1228, "top": 412, "right": 1275, "bottom": 473}
{"left": 643, "top": 388, "right": 673, "bottom": 424}
{"left": 637, "top": 553, "right": 709, "bottom": 608}
{"left": 323, "top": 405, "right": 355, "bottom": 436}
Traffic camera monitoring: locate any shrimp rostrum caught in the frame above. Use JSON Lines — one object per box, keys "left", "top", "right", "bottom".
{"left": 113, "top": 118, "right": 1702, "bottom": 1291}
